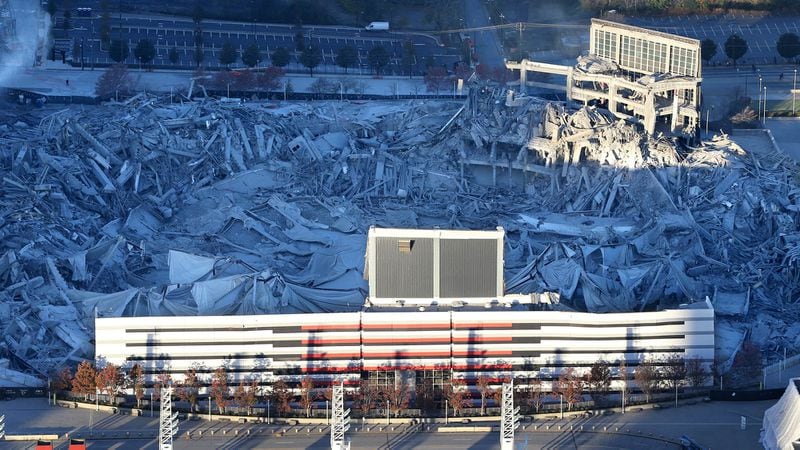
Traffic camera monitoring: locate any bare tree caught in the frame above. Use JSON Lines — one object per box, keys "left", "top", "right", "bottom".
{"left": 686, "top": 357, "right": 710, "bottom": 388}
{"left": 211, "top": 367, "right": 230, "bottom": 414}
{"left": 52, "top": 366, "right": 73, "bottom": 393}
{"left": 443, "top": 378, "right": 471, "bottom": 417}
{"left": 634, "top": 359, "right": 660, "bottom": 403}
{"left": 414, "top": 377, "right": 435, "bottom": 415}
{"left": 588, "top": 360, "right": 612, "bottom": 404}
{"left": 526, "top": 379, "right": 544, "bottom": 413}
{"left": 299, "top": 376, "right": 317, "bottom": 418}
{"left": 382, "top": 378, "right": 411, "bottom": 418}
{"left": 95, "top": 63, "right": 133, "bottom": 100}
{"left": 476, "top": 375, "right": 494, "bottom": 416}
{"left": 553, "top": 368, "right": 583, "bottom": 411}
{"left": 356, "top": 378, "right": 381, "bottom": 417}
{"left": 272, "top": 379, "right": 292, "bottom": 417}
{"left": 177, "top": 368, "right": 200, "bottom": 412}
{"left": 128, "top": 363, "right": 145, "bottom": 408}
{"left": 661, "top": 355, "right": 687, "bottom": 391}
{"left": 731, "top": 341, "right": 763, "bottom": 386}
{"left": 233, "top": 379, "right": 258, "bottom": 415}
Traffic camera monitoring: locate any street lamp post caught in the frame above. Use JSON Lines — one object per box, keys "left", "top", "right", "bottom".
{"left": 763, "top": 86, "right": 767, "bottom": 125}
{"left": 445, "top": 399, "right": 448, "bottom": 424}
{"left": 793, "top": 69, "right": 797, "bottom": 116}
{"left": 326, "top": 400, "right": 329, "bottom": 425}
{"left": 559, "top": 393, "right": 563, "bottom": 419}
{"left": 758, "top": 75, "right": 763, "bottom": 118}
{"left": 674, "top": 383, "right": 679, "bottom": 408}
{"left": 150, "top": 392, "right": 153, "bottom": 417}
{"left": 208, "top": 397, "right": 212, "bottom": 421}
{"left": 705, "top": 108, "right": 710, "bottom": 135}
{"left": 386, "top": 400, "right": 390, "bottom": 425}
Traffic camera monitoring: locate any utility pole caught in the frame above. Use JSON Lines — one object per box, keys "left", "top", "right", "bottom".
{"left": 763, "top": 86, "right": 767, "bottom": 125}
{"left": 675, "top": 383, "right": 678, "bottom": 408}
{"left": 793, "top": 69, "right": 797, "bottom": 116}
{"left": 758, "top": 75, "right": 763, "bottom": 120}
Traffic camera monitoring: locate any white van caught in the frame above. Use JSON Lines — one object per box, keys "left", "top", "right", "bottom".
{"left": 365, "top": 22, "right": 390, "bottom": 31}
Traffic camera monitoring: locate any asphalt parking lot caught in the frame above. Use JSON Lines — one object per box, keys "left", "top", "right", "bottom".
{"left": 0, "top": 397, "right": 773, "bottom": 449}
{"left": 629, "top": 13, "right": 800, "bottom": 65}
{"left": 64, "top": 14, "right": 461, "bottom": 76}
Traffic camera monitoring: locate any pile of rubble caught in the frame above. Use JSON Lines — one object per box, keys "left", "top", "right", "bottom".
{"left": 0, "top": 86, "right": 797, "bottom": 384}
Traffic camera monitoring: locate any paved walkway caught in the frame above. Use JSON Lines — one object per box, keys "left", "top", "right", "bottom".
{"left": 0, "top": 397, "right": 775, "bottom": 449}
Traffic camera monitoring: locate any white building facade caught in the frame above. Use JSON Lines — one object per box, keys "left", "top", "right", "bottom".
{"left": 95, "top": 302, "right": 714, "bottom": 392}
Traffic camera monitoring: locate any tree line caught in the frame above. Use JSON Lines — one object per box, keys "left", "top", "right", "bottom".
{"left": 52, "top": 355, "right": 712, "bottom": 418}
{"left": 579, "top": 0, "right": 800, "bottom": 15}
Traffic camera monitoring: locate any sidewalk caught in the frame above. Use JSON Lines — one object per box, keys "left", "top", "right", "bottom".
{"left": 2, "top": 63, "right": 461, "bottom": 99}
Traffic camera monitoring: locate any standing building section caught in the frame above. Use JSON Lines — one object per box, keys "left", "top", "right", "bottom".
{"left": 95, "top": 227, "right": 714, "bottom": 393}
{"left": 508, "top": 19, "right": 702, "bottom": 137}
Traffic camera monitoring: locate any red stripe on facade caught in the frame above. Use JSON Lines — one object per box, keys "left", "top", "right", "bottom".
{"left": 301, "top": 324, "right": 359, "bottom": 331}
{"left": 363, "top": 337, "right": 451, "bottom": 344}
{"left": 362, "top": 351, "right": 451, "bottom": 357}
{"left": 451, "top": 336, "right": 513, "bottom": 343}
{"left": 453, "top": 350, "right": 512, "bottom": 356}
{"left": 302, "top": 339, "right": 361, "bottom": 345}
{"left": 302, "top": 353, "right": 361, "bottom": 359}
{"left": 298, "top": 337, "right": 512, "bottom": 345}
{"left": 362, "top": 323, "right": 451, "bottom": 330}
{"left": 359, "top": 363, "right": 513, "bottom": 371}
{"left": 453, "top": 323, "right": 513, "bottom": 329}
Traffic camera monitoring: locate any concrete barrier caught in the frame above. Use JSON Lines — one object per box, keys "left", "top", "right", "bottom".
{"left": 4, "top": 434, "right": 60, "bottom": 441}
{"left": 438, "top": 426, "right": 493, "bottom": 433}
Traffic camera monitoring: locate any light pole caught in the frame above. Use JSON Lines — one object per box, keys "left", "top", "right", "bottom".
{"left": 150, "top": 392, "right": 153, "bottom": 417}
{"left": 208, "top": 397, "right": 212, "bottom": 421}
{"left": 705, "top": 108, "right": 710, "bottom": 135}
{"left": 95, "top": 387, "right": 99, "bottom": 411}
{"left": 758, "top": 75, "right": 763, "bottom": 118}
{"left": 445, "top": 399, "right": 448, "bottom": 424}
{"left": 674, "top": 383, "right": 679, "bottom": 408}
{"left": 386, "top": 400, "right": 390, "bottom": 425}
{"left": 267, "top": 398, "right": 270, "bottom": 424}
{"left": 326, "top": 400, "right": 329, "bottom": 425}
{"left": 763, "top": 86, "right": 767, "bottom": 125}
{"left": 559, "top": 393, "right": 563, "bottom": 419}
{"left": 793, "top": 69, "right": 797, "bottom": 116}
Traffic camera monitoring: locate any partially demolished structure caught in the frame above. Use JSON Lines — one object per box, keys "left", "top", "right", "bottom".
{"left": 507, "top": 19, "right": 702, "bottom": 137}
{"left": 96, "top": 227, "right": 714, "bottom": 390}
{"left": 0, "top": 75, "right": 797, "bottom": 386}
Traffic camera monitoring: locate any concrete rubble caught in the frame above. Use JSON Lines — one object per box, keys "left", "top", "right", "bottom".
{"left": 0, "top": 85, "right": 798, "bottom": 384}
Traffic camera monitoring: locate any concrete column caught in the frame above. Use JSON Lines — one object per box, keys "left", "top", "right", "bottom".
{"left": 644, "top": 91, "right": 656, "bottom": 134}
{"left": 671, "top": 92, "right": 680, "bottom": 132}
{"left": 607, "top": 81, "right": 617, "bottom": 114}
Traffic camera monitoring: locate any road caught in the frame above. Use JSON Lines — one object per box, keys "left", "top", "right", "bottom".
{"left": 62, "top": 13, "right": 459, "bottom": 76}
{"left": 0, "top": 397, "right": 772, "bottom": 449}
{"left": 462, "top": 0, "right": 505, "bottom": 68}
